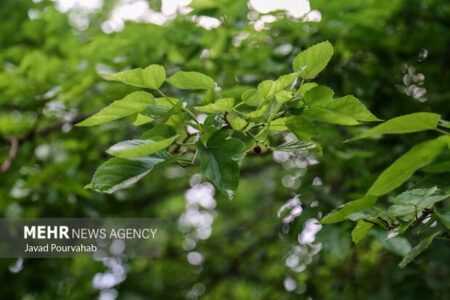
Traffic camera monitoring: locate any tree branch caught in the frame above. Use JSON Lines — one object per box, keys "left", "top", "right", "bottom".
{"left": 0, "top": 137, "right": 18, "bottom": 173}
{"left": 17, "top": 114, "right": 89, "bottom": 143}
{"left": 0, "top": 114, "right": 91, "bottom": 174}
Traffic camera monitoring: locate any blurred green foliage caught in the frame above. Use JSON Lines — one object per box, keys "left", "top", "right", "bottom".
{"left": 0, "top": 0, "right": 449, "bottom": 299}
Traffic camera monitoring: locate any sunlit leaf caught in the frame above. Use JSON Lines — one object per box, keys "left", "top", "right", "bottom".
{"left": 352, "top": 220, "right": 373, "bottom": 244}
{"left": 76, "top": 91, "right": 154, "bottom": 126}
{"left": 140, "top": 97, "right": 182, "bottom": 119}
{"left": 347, "top": 112, "right": 441, "bottom": 142}
{"left": 102, "top": 64, "right": 166, "bottom": 90}
{"left": 197, "top": 131, "right": 246, "bottom": 199}
{"left": 302, "top": 93, "right": 381, "bottom": 125}
{"left": 269, "top": 117, "right": 288, "bottom": 131}
{"left": 245, "top": 104, "right": 270, "bottom": 119}
{"left": 320, "top": 195, "right": 377, "bottom": 224}
{"left": 227, "top": 112, "right": 247, "bottom": 130}
{"left": 194, "top": 98, "right": 234, "bottom": 113}
{"left": 303, "top": 86, "right": 334, "bottom": 104}
{"left": 399, "top": 231, "right": 441, "bottom": 268}
{"left": 270, "top": 73, "right": 298, "bottom": 95}
{"left": 141, "top": 124, "right": 176, "bottom": 139}
{"left": 367, "top": 136, "right": 450, "bottom": 196}
{"left": 273, "top": 140, "right": 319, "bottom": 152}
{"left": 167, "top": 71, "right": 215, "bottom": 90}
{"left": 388, "top": 187, "right": 448, "bottom": 216}
{"left": 89, "top": 153, "right": 168, "bottom": 193}
{"left": 241, "top": 88, "right": 264, "bottom": 104}
{"left": 286, "top": 116, "right": 318, "bottom": 141}
{"left": 293, "top": 41, "right": 334, "bottom": 79}
{"left": 298, "top": 82, "right": 318, "bottom": 98}
{"left": 257, "top": 80, "right": 275, "bottom": 99}
{"left": 275, "top": 90, "right": 292, "bottom": 103}
{"left": 133, "top": 113, "right": 154, "bottom": 126}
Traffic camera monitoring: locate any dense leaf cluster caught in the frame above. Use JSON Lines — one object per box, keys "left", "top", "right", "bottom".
{"left": 79, "top": 42, "right": 449, "bottom": 266}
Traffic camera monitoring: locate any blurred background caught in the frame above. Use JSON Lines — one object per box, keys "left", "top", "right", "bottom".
{"left": 0, "top": 0, "right": 449, "bottom": 299}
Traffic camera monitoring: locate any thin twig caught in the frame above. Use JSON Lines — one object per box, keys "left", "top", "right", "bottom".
{"left": 169, "top": 132, "right": 194, "bottom": 154}
{"left": 0, "top": 137, "right": 18, "bottom": 173}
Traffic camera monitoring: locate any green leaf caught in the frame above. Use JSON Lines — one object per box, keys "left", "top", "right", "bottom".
{"left": 203, "top": 114, "right": 223, "bottom": 130}
{"left": 133, "top": 113, "right": 154, "bottom": 126}
{"left": 189, "top": 0, "right": 219, "bottom": 9}
{"left": 254, "top": 75, "right": 298, "bottom": 101}
{"left": 201, "top": 89, "right": 215, "bottom": 105}
{"left": 320, "top": 195, "right": 377, "bottom": 224}
{"left": 166, "top": 113, "right": 186, "bottom": 129}
{"left": 293, "top": 41, "right": 334, "bottom": 79}
{"left": 197, "top": 131, "right": 246, "bottom": 199}
{"left": 352, "top": 220, "right": 373, "bottom": 244}
{"left": 268, "top": 117, "right": 288, "bottom": 131}
{"left": 286, "top": 116, "right": 318, "bottom": 141}
{"left": 303, "top": 86, "right": 334, "bottom": 104}
{"left": 388, "top": 187, "right": 449, "bottom": 216}
{"left": 200, "top": 114, "right": 223, "bottom": 141}
{"left": 371, "top": 230, "right": 412, "bottom": 256}
{"left": 140, "top": 97, "right": 182, "bottom": 119}
{"left": 434, "top": 207, "right": 450, "bottom": 229}
{"left": 302, "top": 93, "right": 381, "bottom": 125}
{"left": 227, "top": 112, "right": 247, "bottom": 131}
{"left": 347, "top": 112, "right": 441, "bottom": 142}
{"left": 142, "top": 64, "right": 166, "bottom": 90}
{"left": 0, "top": 111, "right": 36, "bottom": 137}
{"left": 241, "top": 88, "right": 263, "bottom": 104}
{"left": 232, "top": 131, "right": 256, "bottom": 152}
{"left": 106, "top": 136, "right": 178, "bottom": 158}
{"left": 141, "top": 124, "right": 176, "bottom": 139}
{"left": 270, "top": 73, "right": 299, "bottom": 95}
{"left": 298, "top": 82, "right": 318, "bottom": 98}
{"left": 102, "top": 64, "right": 166, "bottom": 90}
{"left": 399, "top": 231, "right": 441, "bottom": 268}
{"left": 76, "top": 92, "right": 154, "bottom": 127}
{"left": 275, "top": 90, "right": 293, "bottom": 103}
{"left": 286, "top": 99, "right": 305, "bottom": 115}
{"left": 89, "top": 153, "right": 168, "bottom": 193}
{"left": 257, "top": 80, "right": 275, "bottom": 99}
{"left": 273, "top": 140, "right": 319, "bottom": 152}
{"left": 245, "top": 104, "right": 270, "bottom": 119}
{"left": 194, "top": 98, "right": 234, "bottom": 113}
{"left": 439, "top": 119, "right": 450, "bottom": 129}
{"left": 167, "top": 71, "right": 215, "bottom": 90}
{"left": 367, "top": 136, "right": 450, "bottom": 196}
{"left": 423, "top": 152, "right": 450, "bottom": 173}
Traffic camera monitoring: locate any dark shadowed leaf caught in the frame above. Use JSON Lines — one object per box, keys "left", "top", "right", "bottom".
{"left": 197, "top": 131, "right": 245, "bottom": 199}
{"left": 399, "top": 231, "right": 441, "bottom": 268}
